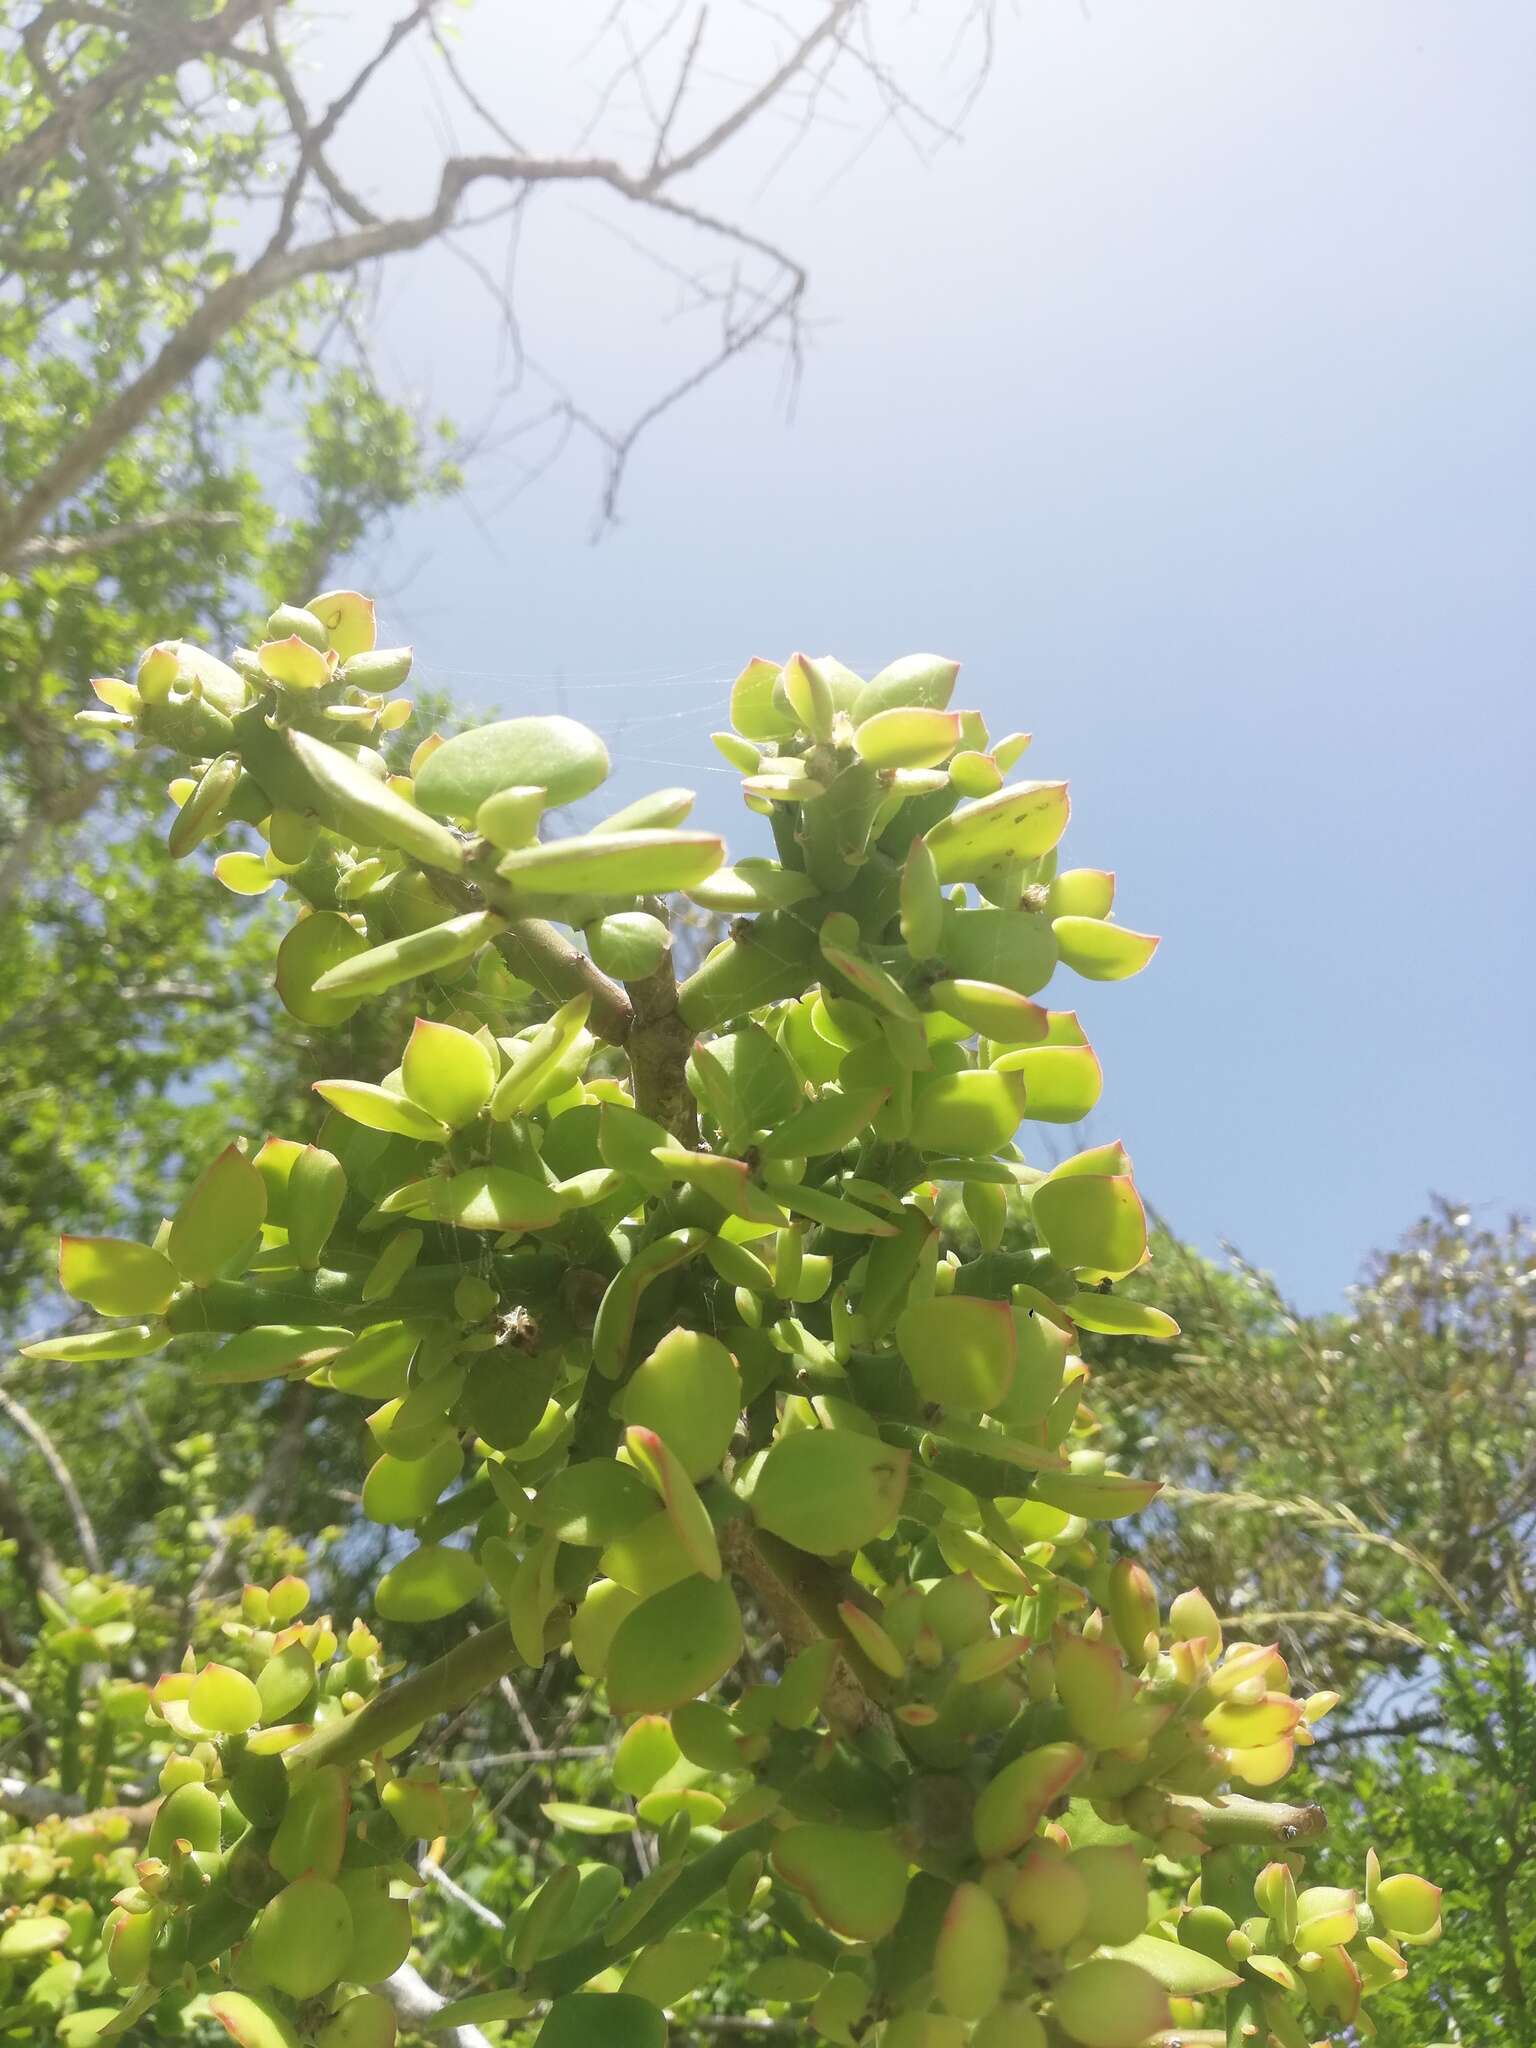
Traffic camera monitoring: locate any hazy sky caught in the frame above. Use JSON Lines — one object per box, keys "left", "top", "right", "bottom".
{"left": 311, "top": 1, "right": 1534, "bottom": 1307}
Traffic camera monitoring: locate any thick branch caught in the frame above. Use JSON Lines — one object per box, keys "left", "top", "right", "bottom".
{"left": 719, "top": 1521, "right": 888, "bottom": 1736}
{"left": 494, "top": 917, "right": 632, "bottom": 1045}
{"left": 377, "top": 1962, "right": 492, "bottom": 2048}
{"left": 624, "top": 914, "right": 698, "bottom": 1141}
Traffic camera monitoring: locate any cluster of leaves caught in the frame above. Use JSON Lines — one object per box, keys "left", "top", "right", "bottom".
{"left": 1087, "top": 1205, "right": 1536, "bottom": 2039}
{"left": 6, "top": 601, "right": 1443, "bottom": 2048}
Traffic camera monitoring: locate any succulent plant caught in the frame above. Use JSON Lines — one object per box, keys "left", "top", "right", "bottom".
{"left": 19, "top": 604, "right": 1440, "bottom": 2045}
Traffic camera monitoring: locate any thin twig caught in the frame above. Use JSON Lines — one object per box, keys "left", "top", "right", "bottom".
{"left": 420, "top": 1852, "right": 506, "bottom": 1931}
{"left": 0, "top": 1391, "right": 100, "bottom": 1577}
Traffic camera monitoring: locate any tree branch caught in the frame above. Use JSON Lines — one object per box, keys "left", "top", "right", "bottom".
{"left": 624, "top": 907, "right": 698, "bottom": 1141}
{"left": 10, "top": 507, "right": 241, "bottom": 570}
{"left": 493, "top": 915, "right": 633, "bottom": 1045}
{"left": 0, "top": 1462, "right": 73, "bottom": 1611}
{"left": 285, "top": 1620, "right": 522, "bottom": 1775}
{"left": 420, "top": 1851, "right": 505, "bottom": 1930}
{"left": 378, "top": 1961, "right": 493, "bottom": 2048}
{"left": 1150, "top": 1792, "right": 1327, "bottom": 1848}
{"left": 0, "top": 1388, "right": 102, "bottom": 1574}
{"left": 0, "top": 6, "right": 861, "bottom": 563}
{"left": 719, "top": 1520, "right": 889, "bottom": 1737}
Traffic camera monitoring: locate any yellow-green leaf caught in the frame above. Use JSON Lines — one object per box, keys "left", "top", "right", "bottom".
{"left": 168, "top": 1144, "right": 267, "bottom": 1285}
{"left": 312, "top": 1080, "right": 448, "bottom": 1142}
{"left": 401, "top": 1019, "right": 495, "bottom": 1127}
{"left": 1052, "top": 916, "right": 1159, "bottom": 981}
{"left": 497, "top": 829, "right": 724, "bottom": 896}
{"left": 924, "top": 781, "right": 1070, "bottom": 882}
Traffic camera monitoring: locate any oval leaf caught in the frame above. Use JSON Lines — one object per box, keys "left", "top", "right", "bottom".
{"left": 415, "top": 715, "right": 611, "bottom": 819}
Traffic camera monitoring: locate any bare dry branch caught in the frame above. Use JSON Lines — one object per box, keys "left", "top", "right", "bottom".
{"left": 0, "top": 1388, "right": 101, "bottom": 1573}
{"left": 1, "top": 1, "right": 994, "bottom": 565}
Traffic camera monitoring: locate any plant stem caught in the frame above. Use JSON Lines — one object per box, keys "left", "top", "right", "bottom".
{"left": 624, "top": 918, "right": 699, "bottom": 1142}
{"left": 1164, "top": 1792, "right": 1327, "bottom": 1847}
{"left": 718, "top": 1521, "right": 893, "bottom": 1735}
{"left": 285, "top": 1623, "right": 522, "bottom": 1775}
{"left": 82, "top": 1698, "right": 115, "bottom": 1810}
{"left": 58, "top": 1668, "right": 81, "bottom": 1798}
{"left": 1224, "top": 1984, "right": 1263, "bottom": 2046}
{"left": 495, "top": 915, "right": 632, "bottom": 1044}
{"left": 526, "top": 1818, "right": 774, "bottom": 1998}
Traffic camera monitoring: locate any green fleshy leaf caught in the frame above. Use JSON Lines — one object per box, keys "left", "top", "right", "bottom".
{"left": 416, "top": 1167, "right": 564, "bottom": 1233}
{"left": 414, "top": 714, "right": 611, "bottom": 819}
{"left": 54, "top": 1236, "right": 175, "bottom": 1318}
{"left": 612, "top": 1329, "right": 742, "bottom": 1482}
{"left": 1031, "top": 1470, "right": 1161, "bottom": 1519}
{"left": 21, "top": 1321, "right": 168, "bottom": 1363}
{"left": 993, "top": 1042, "right": 1104, "bottom": 1123}
{"left": 535, "top": 1994, "right": 665, "bottom": 2048}
{"left": 850, "top": 653, "right": 959, "bottom": 722}
{"left": 310, "top": 911, "right": 505, "bottom": 997}
{"left": 688, "top": 860, "right": 818, "bottom": 913}
{"left": 362, "top": 1439, "right": 464, "bottom": 1526}
{"left": 924, "top": 781, "right": 1070, "bottom": 883}
{"left": 938, "top": 905, "right": 1058, "bottom": 997}
{"left": 588, "top": 911, "right": 669, "bottom": 980}
{"left": 540, "top": 1802, "right": 637, "bottom": 1835}
{"left": 751, "top": 1429, "right": 908, "bottom": 1556}
{"left": 285, "top": 726, "right": 464, "bottom": 872}
{"left": 853, "top": 705, "right": 963, "bottom": 769}
{"left": 312, "top": 1080, "right": 449, "bottom": 1143}
{"left": 1052, "top": 916, "right": 1159, "bottom": 981}
{"left": 168, "top": 1144, "right": 267, "bottom": 1284}
{"left": 1046, "top": 868, "right": 1116, "bottom": 920}
{"left": 374, "top": 1543, "right": 486, "bottom": 1622}
{"left": 687, "top": 1025, "right": 801, "bottom": 1135}
{"left": 1031, "top": 1168, "right": 1147, "bottom": 1279}
{"left": 908, "top": 1069, "right": 1027, "bottom": 1154}
{"left": 606, "top": 1575, "right": 743, "bottom": 1712}
{"left": 275, "top": 911, "right": 371, "bottom": 1026}
{"left": 401, "top": 1019, "right": 496, "bottom": 1127}
{"left": 1062, "top": 1293, "right": 1179, "bottom": 1339}
{"left": 1105, "top": 1934, "right": 1240, "bottom": 1996}
{"left": 497, "top": 829, "right": 723, "bottom": 896}
{"left": 896, "top": 1295, "right": 1016, "bottom": 1413}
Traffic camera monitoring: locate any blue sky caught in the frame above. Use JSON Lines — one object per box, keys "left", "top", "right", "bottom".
{"left": 318, "top": 2, "right": 1534, "bottom": 1307}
